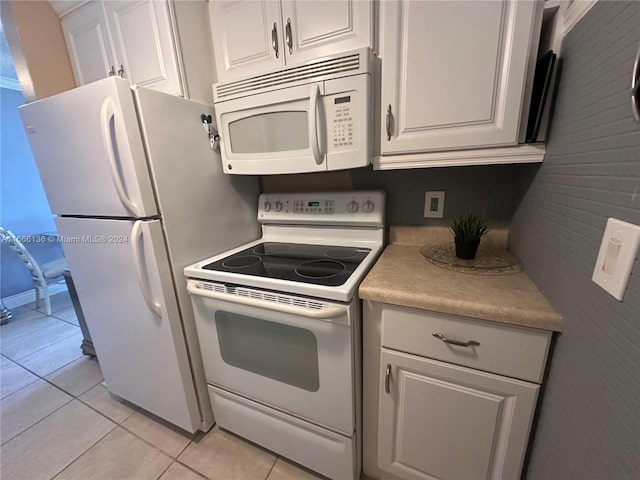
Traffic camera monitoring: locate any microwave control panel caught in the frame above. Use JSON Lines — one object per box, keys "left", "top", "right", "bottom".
{"left": 326, "top": 92, "right": 358, "bottom": 151}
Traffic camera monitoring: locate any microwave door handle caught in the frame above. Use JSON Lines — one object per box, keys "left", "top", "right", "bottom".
{"left": 308, "top": 84, "right": 323, "bottom": 165}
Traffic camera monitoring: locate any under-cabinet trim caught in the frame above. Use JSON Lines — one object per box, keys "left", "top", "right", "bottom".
{"left": 373, "top": 143, "right": 545, "bottom": 170}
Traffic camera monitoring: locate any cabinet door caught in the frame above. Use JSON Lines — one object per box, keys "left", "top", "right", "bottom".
{"left": 280, "top": 0, "right": 372, "bottom": 64}
{"left": 209, "top": 0, "right": 284, "bottom": 82}
{"left": 62, "top": 1, "right": 115, "bottom": 86}
{"left": 378, "top": 349, "right": 538, "bottom": 480}
{"left": 105, "top": 0, "right": 182, "bottom": 95}
{"left": 381, "top": 0, "right": 538, "bottom": 155}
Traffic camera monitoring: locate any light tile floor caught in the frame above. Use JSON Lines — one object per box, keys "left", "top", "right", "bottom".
{"left": 0, "top": 292, "right": 326, "bottom": 480}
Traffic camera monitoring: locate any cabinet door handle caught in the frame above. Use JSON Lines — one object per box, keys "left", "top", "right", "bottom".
{"left": 271, "top": 22, "right": 279, "bottom": 59}
{"left": 118, "top": 64, "right": 125, "bottom": 78}
{"left": 432, "top": 332, "right": 480, "bottom": 347}
{"left": 285, "top": 18, "right": 293, "bottom": 54}
{"left": 108, "top": 65, "right": 116, "bottom": 76}
{"left": 386, "top": 104, "right": 392, "bottom": 140}
{"left": 385, "top": 363, "right": 392, "bottom": 394}
{"left": 632, "top": 43, "right": 640, "bottom": 123}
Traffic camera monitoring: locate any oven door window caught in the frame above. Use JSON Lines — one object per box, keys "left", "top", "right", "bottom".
{"left": 215, "top": 311, "right": 320, "bottom": 392}
{"left": 228, "top": 111, "right": 309, "bottom": 153}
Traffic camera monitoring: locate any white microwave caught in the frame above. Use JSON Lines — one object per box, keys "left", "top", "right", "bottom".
{"left": 213, "top": 49, "right": 374, "bottom": 175}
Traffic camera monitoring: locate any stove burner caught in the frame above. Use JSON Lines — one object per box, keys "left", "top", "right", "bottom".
{"left": 296, "top": 260, "right": 345, "bottom": 279}
{"left": 325, "top": 247, "right": 360, "bottom": 259}
{"left": 253, "top": 243, "right": 293, "bottom": 255}
{"left": 223, "top": 255, "right": 262, "bottom": 268}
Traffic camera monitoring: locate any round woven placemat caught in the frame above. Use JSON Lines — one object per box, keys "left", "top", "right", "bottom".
{"left": 419, "top": 242, "right": 521, "bottom": 275}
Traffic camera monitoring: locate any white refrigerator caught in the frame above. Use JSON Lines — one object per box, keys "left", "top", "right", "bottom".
{"left": 19, "top": 77, "right": 260, "bottom": 433}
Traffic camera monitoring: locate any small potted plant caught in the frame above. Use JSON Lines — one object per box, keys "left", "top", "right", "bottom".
{"left": 447, "top": 212, "right": 489, "bottom": 260}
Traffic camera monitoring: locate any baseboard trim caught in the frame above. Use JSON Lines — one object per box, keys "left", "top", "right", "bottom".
{"left": 2, "top": 284, "right": 68, "bottom": 309}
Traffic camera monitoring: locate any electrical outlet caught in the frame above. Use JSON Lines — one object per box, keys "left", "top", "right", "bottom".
{"left": 424, "top": 191, "right": 445, "bottom": 218}
{"left": 592, "top": 218, "right": 640, "bottom": 301}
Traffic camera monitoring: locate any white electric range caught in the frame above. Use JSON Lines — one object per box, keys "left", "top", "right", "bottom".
{"left": 184, "top": 191, "right": 385, "bottom": 480}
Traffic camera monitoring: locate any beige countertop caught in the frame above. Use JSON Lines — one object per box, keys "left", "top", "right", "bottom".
{"left": 359, "top": 226, "right": 563, "bottom": 332}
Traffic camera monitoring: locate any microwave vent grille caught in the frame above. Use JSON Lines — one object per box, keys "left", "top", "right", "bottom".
{"left": 215, "top": 52, "right": 361, "bottom": 100}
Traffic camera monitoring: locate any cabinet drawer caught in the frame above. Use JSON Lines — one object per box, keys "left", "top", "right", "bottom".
{"left": 381, "top": 304, "right": 551, "bottom": 383}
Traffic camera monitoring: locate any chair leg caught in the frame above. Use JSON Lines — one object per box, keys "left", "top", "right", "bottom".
{"left": 35, "top": 287, "right": 40, "bottom": 308}
{"left": 43, "top": 287, "right": 52, "bottom": 316}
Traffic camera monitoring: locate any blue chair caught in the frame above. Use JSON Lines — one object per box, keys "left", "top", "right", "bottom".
{"left": 0, "top": 227, "right": 68, "bottom": 315}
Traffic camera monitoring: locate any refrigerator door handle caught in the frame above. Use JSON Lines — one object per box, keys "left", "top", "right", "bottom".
{"left": 131, "top": 220, "right": 161, "bottom": 317}
{"left": 100, "top": 97, "right": 140, "bottom": 217}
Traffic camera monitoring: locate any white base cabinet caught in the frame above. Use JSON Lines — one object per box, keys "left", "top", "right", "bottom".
{"left": 363, "top": 301, "right": 552, "bottom": 480}
{"left": 379, "top": 349, "right": 538, "bottom": 480}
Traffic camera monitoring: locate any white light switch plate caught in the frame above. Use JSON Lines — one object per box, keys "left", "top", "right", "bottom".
{"left": 592, "top": 218, "right": 640, "bottom": 301}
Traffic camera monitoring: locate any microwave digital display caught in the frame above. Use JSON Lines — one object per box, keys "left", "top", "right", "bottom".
{"left": 308, "top": 201, "right": 320, "bottom": 207}
{"left": 334, "top": 96, "right": 351, "bottom": 104}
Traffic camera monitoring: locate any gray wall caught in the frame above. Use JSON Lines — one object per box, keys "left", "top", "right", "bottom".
{"left": 509, "top": 2, "right": 640, "bottom": 478}
{"left": 351, "top": 163, "right": 533, "bottom": 228}
{"left": 263, "top": 163, "right": 530, "bottom": 229}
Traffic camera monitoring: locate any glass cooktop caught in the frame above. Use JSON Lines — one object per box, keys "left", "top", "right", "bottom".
{"left": 202, "top": 242, "right": 371, "bottom": 286}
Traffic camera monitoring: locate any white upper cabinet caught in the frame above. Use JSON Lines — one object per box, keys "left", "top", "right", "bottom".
{"left": 209, "top": 0, "right": 372, "bottom": 82}
{"left": 104, "top": 0, "right": 181, "bottom": 95}
{"left": 209, "top": 1, "right": 285, "bottom": 81}
{"left": 61, "top": 1, "right": 215, "bottom": 104}
{"left": 380, "top": 0, "right": 540, "bottom": 156}
{"left": 280, "top": 0, "right": 372, "bottom": 65}
{"left": 61, "top": 1, "right": 114, "bottom": 85}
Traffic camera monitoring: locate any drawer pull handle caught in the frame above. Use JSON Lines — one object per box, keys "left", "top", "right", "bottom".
{"left": 432, "top": 332, "right": 480, "bottom": 347}
{"left": 385, "top": 363, "right": 392, "bottom": 394}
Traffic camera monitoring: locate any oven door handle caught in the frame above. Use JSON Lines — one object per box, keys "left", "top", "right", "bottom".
{"left": 187, "top": 282, "right": 348, "bottom": 320}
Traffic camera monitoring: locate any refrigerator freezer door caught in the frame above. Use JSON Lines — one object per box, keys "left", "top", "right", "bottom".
{"left": 55, "top": 216, "right": 202, "bottom": 432}
{"left": 19, "top": 77, "right": 157, "bottom": 218}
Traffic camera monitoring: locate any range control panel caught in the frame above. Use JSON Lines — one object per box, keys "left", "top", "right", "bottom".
{"left": 259, "top": 191, "right": 385, "bottom": 227}
{"left": 293, "top": 199, "right": 335, "bottom": 214}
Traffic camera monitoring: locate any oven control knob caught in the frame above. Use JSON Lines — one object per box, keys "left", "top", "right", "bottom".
{"left": 263, "top": 201, "right": 272, "bottom": 212}
{"left": 347, "top": 200, "right": 359, "bottom": 213}
{"left": 274, "top": 201, "right": 283, "bottom": 212}
{"left": 362, "top": 200, "right": 375, "bottom": 213}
